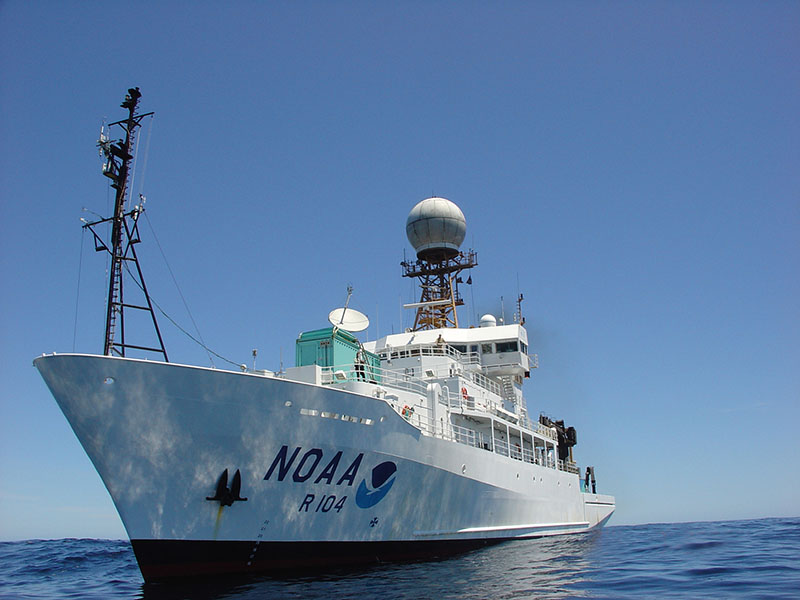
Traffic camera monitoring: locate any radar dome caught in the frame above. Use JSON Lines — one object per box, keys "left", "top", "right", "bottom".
{"left": 406, "top": 197, "right": 466, "bottom": 261}
{"left": 479, "top": 314, "right": 497, "bottom": 328}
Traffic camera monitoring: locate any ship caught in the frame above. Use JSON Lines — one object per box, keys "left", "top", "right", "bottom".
{"left": 34, "top": 89, "right": 615, "bottom": 582}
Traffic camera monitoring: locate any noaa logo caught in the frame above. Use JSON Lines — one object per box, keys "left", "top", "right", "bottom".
{"left": 355, "top": 461, "right": 397, "bottom": 508}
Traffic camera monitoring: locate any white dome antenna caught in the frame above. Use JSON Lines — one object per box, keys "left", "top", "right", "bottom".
{"left": 479, "top": 314, "right": 497, "bottom": 328}
{"left": 401, "top": 197, "right": 477, "bottom": 331}
{"left": 406, "top": 197, "right": 467, "bottom": 261}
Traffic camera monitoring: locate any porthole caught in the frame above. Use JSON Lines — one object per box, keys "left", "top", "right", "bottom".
{"left": 284, "top": 400, "right": 292, "bottom": 407}
{"left": 461, "top": 464, "right": 467, "bottom": 474}
{"left": 103, "top": 377, "right": 114, "bottom": 385}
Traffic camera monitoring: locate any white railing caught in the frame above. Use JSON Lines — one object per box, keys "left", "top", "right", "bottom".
{"left": 320, "top": 364, "right": 429, "bottom": 396}
{"left": 494, "top": 438, "right": 510, "bottom": 458}
{"left": 394, "top": 401, "right": 434, "bottom": 433}
{"left": 535, "top": 423, "right": 558, "bottom": 440}
{"left": 522, "top": 447, "right": 536, "bottom": 464}
{"left": 559, "top": 459, "right": 580, "bottom": 474}
{"left": 467, "top": 370, "right": 502, "bottom": 396}
{"left": 379, "top": 343, "right": 480, "bottom": 365}
{"left": 319, "top": 364, "right": 573, "bottom": 474}
{"left": 450, "top": 423, "right": 485, "bottom": 449}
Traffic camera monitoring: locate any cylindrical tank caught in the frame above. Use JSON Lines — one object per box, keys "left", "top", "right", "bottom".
{"left": 406, "top": 197, "right": 466, "bottom": 261}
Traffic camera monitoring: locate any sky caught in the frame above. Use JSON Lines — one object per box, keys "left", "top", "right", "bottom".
{"left": 1, "top": 1, "right": 798, "bottom": 540}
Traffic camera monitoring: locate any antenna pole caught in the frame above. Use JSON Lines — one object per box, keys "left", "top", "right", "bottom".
{"left": 84, "top": 88, "right": 166, "bottom": 360}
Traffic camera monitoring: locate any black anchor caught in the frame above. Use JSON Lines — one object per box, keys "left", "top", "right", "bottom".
{"left": 206, "top": 468, "right": 248, "bottom": 506}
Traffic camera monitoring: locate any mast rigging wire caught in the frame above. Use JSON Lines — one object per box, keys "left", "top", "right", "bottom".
{"left": 120, "top": 258, "right": 240, "bottom": 369}
{"left": 143, "top": 211, "right": 216, "bottom": 367}
{"left": 127, "top": 120, "right": 140, "bottom": 210}
{"left": 73, "top": 228, "right": 86, "bottom": 352}
{"left": 136, "top": 115, "right": 154, "bottom": 199}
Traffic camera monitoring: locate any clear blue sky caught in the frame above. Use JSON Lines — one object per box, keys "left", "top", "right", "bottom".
{"left": 1, "top": 2, "right": 797, "bottom": 540}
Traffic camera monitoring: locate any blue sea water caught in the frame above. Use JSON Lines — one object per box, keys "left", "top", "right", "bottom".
{"left": 1, "top": 518, "right": 798, "bottom": 599}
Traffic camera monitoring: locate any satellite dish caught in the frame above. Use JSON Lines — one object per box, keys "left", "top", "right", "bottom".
{"left": 328, "top": 308, "right": 370, "bottom": 332}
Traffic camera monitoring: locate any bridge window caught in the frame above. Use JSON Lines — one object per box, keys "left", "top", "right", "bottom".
{"left": 496, "top": 341, "right": 519, "bottom": 353}
{"left": 481, "top": 343, "right": 493, "bottom": 354}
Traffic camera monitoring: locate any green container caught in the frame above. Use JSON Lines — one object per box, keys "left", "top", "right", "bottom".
{"left": 295, "top": 327, "right": 380, "bottom": 381}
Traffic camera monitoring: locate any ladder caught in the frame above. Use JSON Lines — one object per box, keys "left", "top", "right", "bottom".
{"left": 500, "top": 375, "right": 516, "bottom": 404}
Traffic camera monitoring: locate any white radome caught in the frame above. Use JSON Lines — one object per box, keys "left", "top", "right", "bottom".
{"left": 406, "top": 197, "right": 467, "bottom": 260}
{"left": 479, "top": 314, "right": 497, "bottom": 328}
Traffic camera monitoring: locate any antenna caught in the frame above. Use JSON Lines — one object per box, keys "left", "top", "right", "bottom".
{"left": 82, "top": 88, "right": 166, "bottom": 361}
{"left": 402, "top": 197, "right": 477, "bottom": 330}
{"left": 328, "top": 285, "right": 370, "bottom": 332}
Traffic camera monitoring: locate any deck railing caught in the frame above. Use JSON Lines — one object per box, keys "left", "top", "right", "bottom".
{"left": 319, "top": 364, "right": 574, "bottom": 474}
{"left": 378, "top": 343, "right": 480, "bottom": 365}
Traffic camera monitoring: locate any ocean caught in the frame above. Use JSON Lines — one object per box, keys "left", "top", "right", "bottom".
{"left": 1, "top": 517, "right": 797, "bottom": 599}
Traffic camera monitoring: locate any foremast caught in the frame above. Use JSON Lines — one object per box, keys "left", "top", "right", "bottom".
{"left": 83, "top": 88, "right": 167, "bottom": 361}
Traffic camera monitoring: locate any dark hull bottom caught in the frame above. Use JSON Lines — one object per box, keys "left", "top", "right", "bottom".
{"left": 131, "top": 538, "right": 503, "bottom": 582}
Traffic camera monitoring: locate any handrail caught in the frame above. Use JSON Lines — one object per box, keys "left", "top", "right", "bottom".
{"left": 319, "top": 364, "right": 569, "bottom": 472}
{"left": 379, "top": 343, "right": 480, "bottom": 365}
{"left": 320, "top": 364, "right": 429, "bottom": 396}
{"left": 467, "top": 370, "right": 502, "bottom": 396}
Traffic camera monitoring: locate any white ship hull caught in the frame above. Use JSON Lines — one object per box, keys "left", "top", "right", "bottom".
{"left": 35, "top": 353, "right": 614, "bottom": 581}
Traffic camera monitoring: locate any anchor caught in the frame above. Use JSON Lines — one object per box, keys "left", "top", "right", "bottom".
{"left": 206, "top": 468, "right": 248, "bottom": 506}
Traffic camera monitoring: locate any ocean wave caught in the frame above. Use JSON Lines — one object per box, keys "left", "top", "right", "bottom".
{"left": 1, "top": 518, "right": 798, "bottom": 600}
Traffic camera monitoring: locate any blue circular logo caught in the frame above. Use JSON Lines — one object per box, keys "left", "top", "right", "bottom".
{"left": 355, "top": 461, "right": 397, "bottom": 508}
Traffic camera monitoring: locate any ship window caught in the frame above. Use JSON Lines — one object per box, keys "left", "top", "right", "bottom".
{"left": 496, "top": 341, "right": 518, "bottom": 353}
{"left": 301, "top": 408, "right": 375, "bottom": 426}
{"left": 452, "top": 344, "right": 467, "bottom": 354}
{"left": 521, "top": 342, "right": 528, "bottom": 354}
{"left": 481, "top": 343, "right": 493, "bottom": 354}
{"left": 470, "top": 345, "right": 478, "bottom": 354}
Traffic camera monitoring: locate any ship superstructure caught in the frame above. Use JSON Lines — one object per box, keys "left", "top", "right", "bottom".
{"left": 34, "top": 89, "right": 614, "bottom": 582}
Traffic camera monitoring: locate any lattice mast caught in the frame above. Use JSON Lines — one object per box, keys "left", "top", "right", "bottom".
{"left": 402, "top": 197, "right": 477, "bottom": 330}
{"left": 82, "top": 88, "right": 168, "bottom": 361}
